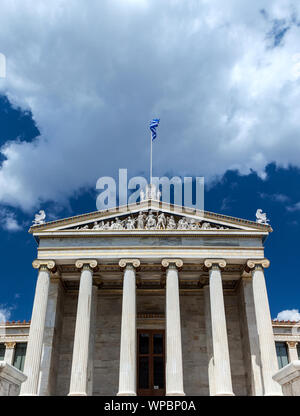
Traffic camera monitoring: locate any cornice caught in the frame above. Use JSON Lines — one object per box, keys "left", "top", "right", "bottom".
{"left": 29, "top": 200, "right": 272, "bottom": 234}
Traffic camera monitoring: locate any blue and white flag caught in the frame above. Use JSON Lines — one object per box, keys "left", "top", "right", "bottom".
{"left": 149, "top": 118, "right": 160, "bottom": 141}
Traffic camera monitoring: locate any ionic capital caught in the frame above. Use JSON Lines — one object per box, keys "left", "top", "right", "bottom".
{"left": 75, "top": 259, "right": 98, "bottom": 271}
{"left": 204, "top": 259, "right": 226, "bottom": 270}
{"left": 4, "top": 342, "right": 16, "bottom": 349}
{"left": 161, "top": 259, "right": 183, "bottom": 269}
{"left": 287, "top": 341, "right": 298, "bottom": 349}
{"left": 32, "top": 259, "right": 56, "bottom": 272}
{"left": 245, "top": 259, "right": 270, "bottom": 272}
{"left": 119, "top": 259, "right": 141, "bottom": 269}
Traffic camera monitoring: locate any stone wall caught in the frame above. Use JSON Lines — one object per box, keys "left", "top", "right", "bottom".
{"left": 53, "top": 290, "right": 248, "bottom": 396}
{"left": 93, "top": 294, "right": 122, "bottom": 396}
{"left": 55, "top": 292, "right": 77, "bottom": 396}
{"left": 224, "top": 293, "right": 248, "bottom": 395}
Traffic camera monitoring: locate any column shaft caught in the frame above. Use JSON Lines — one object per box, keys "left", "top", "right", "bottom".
{"left": 69, "top": 266, "right": 93, "bottom": 396}
{"left": 87, "top": 285, "right": 98, "bottom": 396}
{"left": 20, "top": 265, "right": 52, "bottom": 395}
{"left": 165, "top": 264, "right": 185, "bottom": 396}
{"left": 38, "top": 279, "right": 63, "bottom": 395}
{"left": 251, "top": 264, "right": 282, "bottom": 395}
{"left": 287, "top": 342, "right": 299, "bottom": 362}
{"left": 4, "top": 343, "right": 16, "bottom": 365}
{"left": 209, "top": 264, "right": 234, "bottom": 396}
{"left": 117, "top": 264, "right": 137, "bottom": 396}
{"left": 239, "top": 278, "right": 263, "bottom": 396}
{"left": 204, "top": 286, "right": 215, "bottom": 396}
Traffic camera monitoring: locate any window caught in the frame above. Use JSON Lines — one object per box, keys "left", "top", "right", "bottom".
{"left": 13, "top": 343, "right": 27, "bottom": 371}
{"left": 297, "top": 343, "right": 300, "bottom": 360}
{"left": 275, "top": 342, "right": 289, "bottom": 369}
{"left": 0, "top": 343, "right": 5, "bottom": 361}
{"left": 137, "top": 330, "right": 165, "bottom": 396}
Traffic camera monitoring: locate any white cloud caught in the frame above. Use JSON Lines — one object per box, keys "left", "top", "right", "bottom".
{"left": 0, "top": 1, "right": 300, "bottom": 211}
{"left": 0, "top": 306, "right": 11, "bottom": 323}
{"left": 259, "top": 193, "right": 290, "bottom": 203}
{"left": 287, "top": 202, "right": 300, "bottom": 212}
{"left": 275, "top": 309, "right": 300, "bottom": 322}
{"left": 0, "top": 208, "right": 22, "bottom": 231}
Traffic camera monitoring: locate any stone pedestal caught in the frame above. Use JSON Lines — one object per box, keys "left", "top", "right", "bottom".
{"left": 204, "top": 259, "right": 234, "bottom": 396}
{"left": 20, "top": 260, "right": 55, "bottom": 396}
{"left": 68, "top": 260, "right": 97, "bottom": 396}
{"left": 273, "top": 361, "right": 300, "bottom": 396}
{"left": 117, "top": 259, "right": 140, "bottom": 396}
{"left": 247, "top": 259, "right": 283, "bottom": 396}
{"left": 162, "top": 259, "right": 185, "bottom": 396}
{"left": 0, "top": 361, "right": 27, "bottom": 396}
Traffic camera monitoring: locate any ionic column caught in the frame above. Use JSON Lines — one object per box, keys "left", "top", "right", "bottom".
{"left": 204, "top": 259, "right": 234, "bottom": 396}
{"left": 87, "top": 285, "right": 98, "bottom": 396}
{"left": 246, "top": 259, "right": 283, "bottom": 396}
{"left": 20, "top": 260, "right": 56, "bottom": 396}
{"left": 287, "top": 341, "right": 299, "bottom": 362}
{"left": 162, "top": 258, "right": 185, "bottom": 396}
{"left": 203, "top": 285, "right": 215, "bottom": 396}
{"left": 239, "top": 276, "right": 263, "bottom": 396}
{"left": 4, "top": 342, "right": 16, "bottom": 365}
{"left": 117, "top": 259, "right": 140, "bottom": 396}
{"left": 68, "top": 259, "right": 98, "bottom": 396}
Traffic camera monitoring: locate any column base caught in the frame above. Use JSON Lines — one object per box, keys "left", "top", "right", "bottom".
{"left": 214, "top": 392, "right": 235, "bottom": 396}
{"left": 166, "top": 392, "right": 186, "bottom": 396}
{"left": 117, "top": 392, "right": 137, "bottom": 396}
{"left": 19, "top": 394, "right": 38, "bottom": 396}
{"left": 68, "top": 392, "right": 87, "bottom": 396}
{"left": 264, "top": 393, "right": 283, "bottom": 396}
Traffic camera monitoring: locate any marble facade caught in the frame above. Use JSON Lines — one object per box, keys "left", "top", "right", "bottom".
{"left": 1, "top": 199, "right": 292, "bottom": 395}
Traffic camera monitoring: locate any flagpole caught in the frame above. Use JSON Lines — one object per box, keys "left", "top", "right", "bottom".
{"left": 150, "top": 131, "right": 152, "bottom": 185}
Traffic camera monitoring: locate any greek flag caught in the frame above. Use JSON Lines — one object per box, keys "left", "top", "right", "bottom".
{"left": 149, "top": 118, "right": 160, "bottom": 141}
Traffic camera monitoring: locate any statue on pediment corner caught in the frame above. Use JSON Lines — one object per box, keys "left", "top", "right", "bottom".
{"left": 256, "top": 209, "right": 269, "bottom": 225}
{"left": 33, "top": 210, "right": 46, "bottom": 225}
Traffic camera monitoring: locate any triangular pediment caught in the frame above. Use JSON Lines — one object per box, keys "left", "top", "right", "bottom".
{"left": 29, "top": 200, "right": 272, "bottom": 234}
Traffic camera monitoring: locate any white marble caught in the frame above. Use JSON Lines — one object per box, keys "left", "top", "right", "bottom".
{"left": 117, "top": 259, "right": 140, "bottom": 396}
{"left": 20, "top": 261, "right": 55, "bottom": 395}
{"left": 205, "top": 259, "right": 234, "bottom": 396}
{"left": 248, "top": 260, "right": 283, "bottom": 396}
{"left": 38, "top": 279, "right": 63, "bottom": 395}
{"left": 68, "top": 260, "right": 97, "bottom": 396}
{"left": 239, "top": 278, "right": 263, "bottom": 395}
{"left": 4, "top": 343, "right": 15, "bottom": 365}
{"left": 204, "top": 285, "right": 215, "bottom": 396}
{"left": 163, "top": 259, "right": 185, "bottom": 396}
{"left": 87, "top": 285, "right": 98, "bottom": 396}
{"left": 287, "top": 342, "right": 299, "bottom": 362}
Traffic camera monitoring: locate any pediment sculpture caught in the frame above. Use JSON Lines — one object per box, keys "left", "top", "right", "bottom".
{"left": 73, "top": 210, "right": 230, "bottom": 231}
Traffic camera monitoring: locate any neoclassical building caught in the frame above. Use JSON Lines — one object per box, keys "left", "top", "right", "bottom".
{"left": 2, "top": 199, "right": 289, "bottom": 396}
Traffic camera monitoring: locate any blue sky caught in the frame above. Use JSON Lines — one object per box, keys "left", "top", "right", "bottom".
{"left": 1, "top": 1, "right": 300, "bottom": 322}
